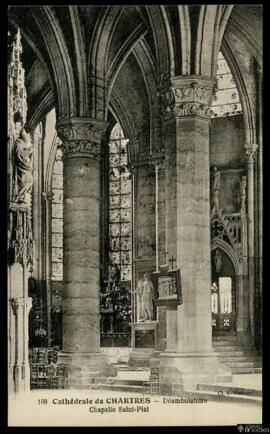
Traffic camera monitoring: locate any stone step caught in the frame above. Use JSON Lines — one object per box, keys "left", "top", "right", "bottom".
{"left": 92, "top": 377, "right": 149, "bottom": 387}
{"left": 184, "top": 390, "right": 262, "bottom": 406}
{"left": 92, "top": 384, "right": 149, "bottom": 393}
{"left": 219, "top": 355, "right": 261, "bottom": 363}
{"left": 213, "top": 331, "right": 237, "bottom": 336}
{"left": 213, "top": 335, "right": 239, "bottom": 341}
{"left": 212, "top": 345, "right": 252, "bottom": 351}
{"left": 213, "top": 341, "right": 253, "bottom": 348}
{"left": 214, "top": 350, "right": 256, "bottom": 356}
{"left": 230, "top": 367, "right": 260, "bottom": 374}
{"left": 254, "top": 368, "right": 262, "bottom": 374}
{"left": 197, "top": 383, "right": 262, "bottom": 397}
{"left": 67, "top": 384, "right": 91, "bottom": 390}
{"left": 222, "top": 361, "right": 256, "bottom": 368}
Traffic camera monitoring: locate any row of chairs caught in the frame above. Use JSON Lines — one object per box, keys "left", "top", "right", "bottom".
{"left": 30, "top": 363, "right": 68, "bottom": 389}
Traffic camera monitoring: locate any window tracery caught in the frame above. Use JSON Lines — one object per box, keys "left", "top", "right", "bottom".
{"left": 211, "top": 52, "right": 242, "bottom": 118}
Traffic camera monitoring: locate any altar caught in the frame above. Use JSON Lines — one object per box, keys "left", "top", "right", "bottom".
{"left": 128, "top": 321, "right": 158, "bottom": 367}
{"left": 130, "top": 321, "right": 158, "bottom": 348}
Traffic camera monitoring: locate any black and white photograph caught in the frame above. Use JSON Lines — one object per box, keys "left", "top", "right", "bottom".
{"left": 6, "top": 4, "right": 264, "bottom": 428}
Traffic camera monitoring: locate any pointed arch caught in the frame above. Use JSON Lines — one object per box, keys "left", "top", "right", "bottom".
{"left": 145, "top": 6, "right": 171, "bottom": 79}
{"left": 32, "top": 6, "right": 77, "bottom": 119}
{"left": 195, "top": 5, "right": 234, "bottom": 77}
{"left": 68, "top": 6, "right": 88, "bottom": 117}
{"left": 88, "top": 6, "right": 123, "bottom": 119}
{"left": 211, "top": 238, "right": 240, "bottom": 275}
{"left": 178, "top": 5, "right": 191, "bottom": 75}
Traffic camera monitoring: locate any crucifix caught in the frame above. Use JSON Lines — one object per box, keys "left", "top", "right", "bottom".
{"left": 169, "top": 255, "right": 176, "bottom": 270}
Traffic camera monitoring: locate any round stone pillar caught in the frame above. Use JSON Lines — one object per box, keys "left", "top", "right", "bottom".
{"left": 56, "top": 118, "right": 115, "bottom": 385}
{"left": 153, "top": 77, "right": 231, "bottom": 391}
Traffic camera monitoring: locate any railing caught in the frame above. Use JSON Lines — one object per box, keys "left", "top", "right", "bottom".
{"left": 29, "top": 347, "right": 68, "bottom": 389}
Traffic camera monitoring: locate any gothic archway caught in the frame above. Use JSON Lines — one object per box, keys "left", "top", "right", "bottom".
{"left": 211, "top": 241, "right": 238, "bottom": 333}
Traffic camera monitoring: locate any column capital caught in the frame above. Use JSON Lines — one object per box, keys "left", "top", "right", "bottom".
{"left": 42, "top": 191, "right": 54, "bottom": 202}
{"left": 158, "top": 75, "right": 217, "bottom": 121}
{"left": 244, "top": 143, "right": 258, "bottom": 164}
{"left": 149, "top": 154, "right": 165, "bottom": 170}
{"left": 56, "top": 117, "right": 108, "bottom": 160}
{"left": 9, "top": 297, "right": 25, "bottom": 315}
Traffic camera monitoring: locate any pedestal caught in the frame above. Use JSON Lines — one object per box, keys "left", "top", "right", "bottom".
{"left": 151, "top": 351, "right": 232, "bottom": 393}
{"left": 128, "top": 321, "right": 158, "bottom": 367}
{"left": 57, "top": 351, "right": 116, "bottom": 388}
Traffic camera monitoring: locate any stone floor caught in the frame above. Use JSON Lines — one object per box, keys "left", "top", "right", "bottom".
{"left": 217, "top": 374, "right": 262, "bottom": 390}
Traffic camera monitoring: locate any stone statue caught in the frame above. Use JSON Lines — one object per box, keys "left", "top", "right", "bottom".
{"left": 240, "top": 176, "right": 247, "bottom": 213}
{"left": 214, "top": 249, "right": 222, "bottom": 273}
{"left": 212, "top": 166, "right": 221, "bottom": 190}
{"left": 212, "top": 166, "right": 221, "bottom": 208}
{"left": 136, "top": 273, "right": 155, "bottom": 321}
{"left": 108, "top": 263, "right": 120, "bottom": 291}
{"left": 13, "top": 128, "right": 33, "bottom": 206}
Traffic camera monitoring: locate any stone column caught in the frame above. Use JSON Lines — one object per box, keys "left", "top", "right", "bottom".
{"left": 245, "top": 143, "right": 258, "bottom": 342}
{"left": 153, "top": 76, "right": 231, "bottom": 391}
{"left": 236, "top": 182, "right": 248, "bottom": 334}
{"left": 56, "top": 118, "right": 115, "bottom": 385}
{"left": 42, "top": 191, "right": 54, "bottom": 347}
{"left": 9, "top": 293, "right": 32, "bottom": 393}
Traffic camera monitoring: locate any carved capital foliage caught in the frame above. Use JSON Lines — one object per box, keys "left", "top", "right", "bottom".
{"left": 244, "top": 144, "right": 258, "bottom": 165}
{"left": 8, "top": 204, "right": 34, "bottom": 266}
{"left": 10, "top": 297, "right": 24, "bottom": 315}
{"left": 159, "top": 76, "right": 217, "bottom": 121}
{"left": 42, "top": 191, "right": 54, "bottom": 202}
{"left": 56, "top": 118, "right": 108, "bottom": 160}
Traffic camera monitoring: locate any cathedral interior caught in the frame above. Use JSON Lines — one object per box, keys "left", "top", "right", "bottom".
{"left": 7, "top": 5, "right": 263, "bottom": 401}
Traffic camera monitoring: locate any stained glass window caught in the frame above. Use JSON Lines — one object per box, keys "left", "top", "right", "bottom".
{"left": 211, "top": 52, "right": 242, "bottom": 118}
{"left": 108, "top": 123, "right": 132, "bottom": 281}
{"left": 51, "top": 144, "right": 63, "bottom": 281}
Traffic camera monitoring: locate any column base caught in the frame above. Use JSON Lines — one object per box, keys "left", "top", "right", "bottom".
{"left": 150, "top": 351, "right": 232, "bottom": 393}
{"left": 236, "top": 318, "right": 249, "bottom": 333}
{"left": 57, "top": 351, "right": 117, "bottom": 389}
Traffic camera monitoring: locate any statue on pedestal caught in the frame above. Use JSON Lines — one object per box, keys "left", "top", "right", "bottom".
{"left": 13, "top": 128, "right": 33, "bottom": 206}
{"left": 136, "top": 273, "right": 155, "bottom": 321}
{"left": 212, "top": 166, "right": 221, "bottom": 209}
{"left": 108, "top": 263, "right": 120, "bottom": 291}
{"left": 214, "top": 248, "right": 222, "bottom": 273}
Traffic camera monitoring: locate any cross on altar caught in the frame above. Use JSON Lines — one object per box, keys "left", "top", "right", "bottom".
{"left": 169, "top": 255, "right": 176, "bottom": 270}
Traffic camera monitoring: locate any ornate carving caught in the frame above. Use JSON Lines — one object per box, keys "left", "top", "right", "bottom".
{"left": 8, "top": 205, "right": 34, "bottom": 266}
{"left": 211, "top": 166, "right": 221, "bottom": 209}
{"left": 61, "top": 140, "right": 101, "bottom": 160}
{"left": 42, "top": 191, "right": 54, "bottom": 202}
{"left": 240, "top": 176, "right": 247, "bottom": 214}
{"left": 8, "top": 29, "right": 27, "bottom": 138}
{"left": 10, "top": 297, "right": 24, "bottom": 315}
{"left": 56, "top": 118, "right": 108, "bottom": 160}
{"left": 12, "top": 128, "right": 33, "bottom": 206}
{"left": 245, "top": 144, "right": 258, "bottom": 165}
{"left": 160, "top": 77, "right": 216, "bottom": 121}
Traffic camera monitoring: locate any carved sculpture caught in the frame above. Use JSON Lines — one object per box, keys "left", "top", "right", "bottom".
{"left": 136, "top": 274, "right": 155, "bottom": 321}
{"left": 159, "top": 78, "right": 216, "bottom": 121}
{"left": 240, "top": 175, "right": 247, "bottom": 213}
{"left": 13, "top": 128, "right": 33, "bottom": 206}
{"left": 212, "top": 166, "right": 221, "bottom": 209}
{"left": 214, "top": 249, "right": 222, "bottom": 273}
